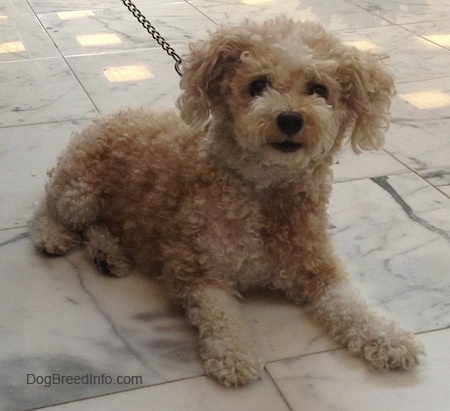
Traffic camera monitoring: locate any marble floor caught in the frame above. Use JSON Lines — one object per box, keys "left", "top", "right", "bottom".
{"left": 1, "top": 0, "right": 449, "bottom": 410}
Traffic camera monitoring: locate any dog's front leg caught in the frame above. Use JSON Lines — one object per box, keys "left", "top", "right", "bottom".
{"left": 184, "top": 287, "right": 263, "bottom": 387}
{"left": 307, "top": 278, "right": 425, "bottom": 370}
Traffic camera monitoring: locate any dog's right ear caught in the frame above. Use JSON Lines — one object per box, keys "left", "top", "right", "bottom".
{"left": 176, "top": 27, "right": 252, "bottom": 127}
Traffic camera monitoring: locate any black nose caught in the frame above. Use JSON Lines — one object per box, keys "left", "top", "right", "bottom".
{"left": 276, "top": 112, "right": 303, "bottom": 135}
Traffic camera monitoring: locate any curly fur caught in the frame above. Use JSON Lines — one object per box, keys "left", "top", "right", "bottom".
{"left": 30, "top": 17, "right": 424, "bottom": 387}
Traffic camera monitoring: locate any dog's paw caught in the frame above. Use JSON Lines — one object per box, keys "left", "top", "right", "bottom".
{"left": 200, "top": 337, "right": 263, "bottom": 387}
{"left": 351, "top": 322, "right": 425, "bottom": 370}
{"left": 84, "top": 226, "right": 130, "bottom": 277}
{"left": 92, "top": 250, "right": 130, "bottom": 277}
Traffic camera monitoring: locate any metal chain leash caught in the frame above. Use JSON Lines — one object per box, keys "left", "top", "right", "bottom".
{"left": 121, "top": 0, "right": 183, "bottom": 76}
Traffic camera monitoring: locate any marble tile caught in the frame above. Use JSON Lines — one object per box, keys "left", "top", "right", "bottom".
{"left": 384, "top": 77, "right": 450, "bottom": 172}
{"left": 243, "top": 292, "right": 337, "bottom": 363}
{"left": 26, "top": 0, "right": 134, "bottom": 14}
{"left": 438, "top": 185, "right": 450, "bottom": 197}
{"left": 0, "top": 121, "right": 84, "bottom": 229}
{"left": 338, "top": 25, "right": 450, "bottom": 83}
{"left": 329, "top": 172, "right": 450, "bottom": 332}
{"left": 192, "top": 0, "right": 391, "bottom": 30}
{"left": 65, "top": 49, "right": 184, "bottom": 114}
{"left": 38, "top": 372, "right": 290, "bottom": 411}
{"left": 0, "top": 58, "right": 97, "bottom": 127}
{"left": 332, "top": 149, "right": 408, "bottom": 182}
{"left": 38, "top": 3, "right": 216, "bottom": 57}
{"left": 266, "top": 328, "right": 450, "bottom": 411}
{"left": 404, "top": 19, "right": 450, "bottom": 51}
{"left": 27, "top": 0, "right": 187, "bottom": 14}
{"left": 348, "top": 0, "right": 450, "bottom": 24}
{"left": 420, "top": 166, "right": 450, "bottom": 187}
{"left": 419, "top": 166, "right": 450, "bottom": 198}
{"left": 0, "top": 228, "right": 203, "bottom": 410}
{"left": 0, "top": 0, "right": 33, "bottom": 17}
{"left": 0, "top": 14, "right": 61, "bottom": 61}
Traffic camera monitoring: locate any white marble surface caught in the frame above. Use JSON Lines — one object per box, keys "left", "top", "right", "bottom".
{"left": 0, "top": 121, "right": 87, "bottom": 228}
{"left": 38, "top": 3, "right": 216, "bottom": 57}
{"left": 41, "top": 373, "right": 291, "bottom": 411}
{"left": 347, "top": 0, "right": 450, "bottom": 24}
{"left": 0, "top": 1, "right": 449, "bottom": 410}
{"left": 190, "top": 0, "right": 391, "bottom": 30}
{"left": 404, "top": 19, "right": 450, "bottom": 51}
{"left": 420, "top": 166, "right": 450, "bottom": 197}
{"left": 0, "top": 58, "right": 97, "bottom": 127}
{"left": 0, "top": 14, "right": 60, "bottom": 61}
{"left": 0, "top": 0, "right": 33, "bottom": 17}
{"left": 385, "top": 77, "right": 450, "bottom": 171}
{"left": 266, "top": 329, "right": 450, "bottom": 411}
{"left": 338, "top": 24, "right": 450, "bottom": 83}
{"left": 65, "top": 49, "right": 183, "bottom": 114}
{"left": 330, "top": 173, "right": 450, "bottom": 331}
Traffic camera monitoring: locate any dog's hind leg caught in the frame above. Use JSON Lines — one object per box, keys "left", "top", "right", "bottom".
{"left": 84, "top": 225, "right": 131, "bottom": 277}
{"left": 184, "top": 287, "right": 263, "bottom": 387}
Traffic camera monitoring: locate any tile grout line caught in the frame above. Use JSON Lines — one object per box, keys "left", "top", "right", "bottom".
{"left": 264, "top": 369, "right": 295, "bottom": 411}
{"left": 26, "top": 373, "right": 209, "bottom": 411}
{"left": 263, "top": 324, "right": 449, "bottom": 369}
{"left": 31, "top": 9, "right": 102, "bottom": 114}
{"left": 382, "top": 148, "right": 450, "bottom": 200}
{"left": 0, "top": 117, "right": 93, "bottom": 130}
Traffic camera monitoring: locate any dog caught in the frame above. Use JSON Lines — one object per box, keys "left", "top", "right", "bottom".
{"left": 30, "top": 17, "right": 424, "bottom": 387}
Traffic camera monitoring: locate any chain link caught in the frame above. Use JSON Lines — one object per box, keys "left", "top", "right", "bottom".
{"left": 121, "top": 0, "right": 183, "bottom": 76}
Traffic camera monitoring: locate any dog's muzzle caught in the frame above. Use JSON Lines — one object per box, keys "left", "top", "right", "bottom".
{"left": 271, "top": 112, "right": 303, "bottom": 153}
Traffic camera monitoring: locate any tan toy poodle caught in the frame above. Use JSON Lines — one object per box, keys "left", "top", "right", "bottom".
{"left": 30, "top": 17, "right": 424, "bottom": 387}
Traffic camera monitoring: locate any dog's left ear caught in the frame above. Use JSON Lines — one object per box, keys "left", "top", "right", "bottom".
{"left": 338, "top": 49, "right": 395, "bottom": 152}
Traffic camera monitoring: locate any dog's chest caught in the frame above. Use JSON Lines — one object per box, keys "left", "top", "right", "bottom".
{"left": 196, "top": 193, "right": 272, "bottom": 287}
{"left": 196, "top": 188, "right": 311, "bottom": 288}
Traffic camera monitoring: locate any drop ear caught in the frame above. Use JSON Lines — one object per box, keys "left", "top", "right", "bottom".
{"left": 338, "top": 49, "right": 395, "bottom": 152}
{"left": 176, "top": 27, "right": 253, "bottom": 127}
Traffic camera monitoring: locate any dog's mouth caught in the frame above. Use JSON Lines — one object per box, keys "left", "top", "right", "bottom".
{"left": 270, "top": 140, "right": 303, "bottom": 153}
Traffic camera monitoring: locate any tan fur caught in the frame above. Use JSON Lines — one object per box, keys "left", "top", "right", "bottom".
{"left": 30, "top": 17, "right": 424, "bottom": 387}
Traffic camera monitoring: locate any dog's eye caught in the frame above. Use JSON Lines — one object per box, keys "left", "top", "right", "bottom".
{"left": 308, "top": 83, "right": 328, "bottom": 98}
{"left": 249, "top": 78, "right": 269, "bottom": 97}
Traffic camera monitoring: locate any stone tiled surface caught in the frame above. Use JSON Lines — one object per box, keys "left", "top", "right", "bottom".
{"left": 1, "top": 1, "right": 449, "bottom": 410}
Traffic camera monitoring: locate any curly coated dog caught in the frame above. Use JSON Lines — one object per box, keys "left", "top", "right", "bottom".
{"left": 30, "top": 17, "right": 424, "bottom": 387}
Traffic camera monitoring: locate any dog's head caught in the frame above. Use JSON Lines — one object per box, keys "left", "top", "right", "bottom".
{"left": 177, "top": 17, "right": 395, "bottom": 174}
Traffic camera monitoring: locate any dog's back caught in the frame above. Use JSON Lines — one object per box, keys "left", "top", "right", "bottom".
{"left": 30, "top": 108, "right": 203, "bottom": 273}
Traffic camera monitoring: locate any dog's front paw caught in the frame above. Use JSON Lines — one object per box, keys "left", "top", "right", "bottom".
{"left": 350, "top": 322, "right": 425, "bottom": 370}
{"left": 200, "top": 337, "right": 263, "bottom": 387}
